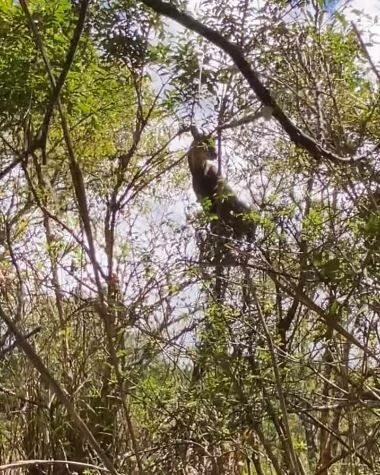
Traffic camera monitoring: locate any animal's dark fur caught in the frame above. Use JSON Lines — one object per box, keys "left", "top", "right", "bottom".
{"left": 187, "top": 131, "right": 254, "bottom": 240}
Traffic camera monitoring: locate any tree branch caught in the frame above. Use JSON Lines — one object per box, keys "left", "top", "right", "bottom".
{"left": 0, "top": 460, "right": 109, "bottom": 473}
{"left": 0, "top": 304, "right": 118, "bottom": 475}
{"left": 252, "top": 290, "right": 303, "bottom": 475}
{"left": 0, "top": 157, "right": 23, "bottom": 180}
{"left": 0, "top": 0, "right": 90, "bottom": 181}
{"left": 0, "top": 326, "right": 41, "bottom": 358}
{"left": 37, "top": 0, "right": 90, "bottom": 162}
{"left": 140, "top": 0, "right": 377, "bottom": 166}
{"left": 19, "top": 0, "right": 90, "bottom": 161}
{"left": 217, "top": 107, "right": 268, "bottom": 131}
{"left": 352, "top": 22, "right": 380, "bottom": 84}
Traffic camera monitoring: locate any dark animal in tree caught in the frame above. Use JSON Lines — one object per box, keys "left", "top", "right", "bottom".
{"left": 187, "top": 127, "right": 254, "bottom": 240}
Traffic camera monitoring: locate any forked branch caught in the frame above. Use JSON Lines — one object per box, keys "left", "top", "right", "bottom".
{"left": 140, "top": 0, "right": 378, "bottom": 166}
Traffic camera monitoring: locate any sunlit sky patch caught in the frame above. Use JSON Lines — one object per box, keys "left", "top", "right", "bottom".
{"left": 349, "top": 0, "right": 380, "bottom": 65}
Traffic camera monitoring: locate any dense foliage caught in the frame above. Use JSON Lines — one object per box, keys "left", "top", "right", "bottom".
{"left": 0, "top": 0, "right": 379, "bottom": 474}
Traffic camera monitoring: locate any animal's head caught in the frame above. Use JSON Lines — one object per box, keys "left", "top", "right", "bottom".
{"left": 187, "top": 126, "right": 217, "bottom": 174}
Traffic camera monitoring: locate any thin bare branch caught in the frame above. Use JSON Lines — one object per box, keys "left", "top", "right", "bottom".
{"left": 0, "top": 459, "right": 110, "bottom": 473}
{"left": 0, "top": 303, "right": 118, "bottom": 475}
{"left": 252, "top": 290, "right": 303, "bottom": 475}
{"left": 352, "top": 22, "right": 380, "bottom": 83}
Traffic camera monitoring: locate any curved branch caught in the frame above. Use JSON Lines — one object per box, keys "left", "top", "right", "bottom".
{"left": 140, "top": 0, "right": 377, "bottom": 166}
{"left": 0, "top": 460, "right": 109, "bottom": 473}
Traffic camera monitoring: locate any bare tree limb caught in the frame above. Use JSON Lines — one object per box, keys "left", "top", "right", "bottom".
{"left": 315, "top": 422, "right": 379, "bottom": 474}
{"left": 234, "top": 250, "right": 379, "bottom": 362}
{"left": 352, "top": 22, "right": 380, "bottom": 83}
{"left": 0, "top": 326, "right": 41, "bottom": 358}
{"left": 0, "top": 383, "right": 47, "bottom": 408}
{"left": 19, "top": 6, "right": 146, "bottom": 472}
{"left": 0, "top": 156, "right": 23, "bottom": 180}
{"left": 19, "top": 0, "right": 103, "bottom": 295}
{"left": 251, "top": 289, "right": 304, "bottom": 475}
{"left": 0, "top": 459, "right": 109, "bottom": 473}
{"left": 0, "top": 304, "right": 118, "bottom": 475}
{"left": 218, "top": 107, "right": 268, "bottom": 131}
{"left": 140, "top": 0, "right": 378, "bottom": 166}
